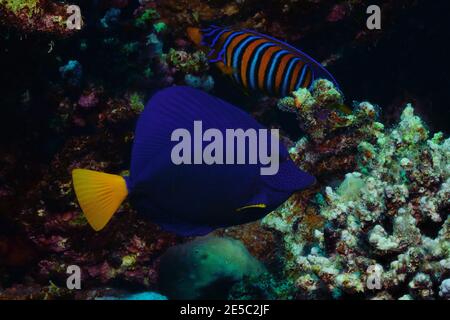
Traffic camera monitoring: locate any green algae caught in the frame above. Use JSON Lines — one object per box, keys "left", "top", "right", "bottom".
{"left": 153, "top": 21, "right": 167, "bottom": 33}
{"left": 129, "top": 93, "right": 145, "bottom": 113}
{"left": 1, "top": 0, "right": 40, "bottom": 16}
{"left": 135, "top": 8, "right": 160, "bottom": 28}
{"left": 121, "top": 254, "right": 137, "bottom": 268}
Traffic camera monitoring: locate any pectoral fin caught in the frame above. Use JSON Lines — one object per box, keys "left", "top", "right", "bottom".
{"left": 235, "top": 203, "right": 267, "bottom": 213}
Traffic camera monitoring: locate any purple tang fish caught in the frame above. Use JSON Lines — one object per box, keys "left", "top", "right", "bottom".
{"left": 72, "top": 86, "right": 315, "bottom": 236}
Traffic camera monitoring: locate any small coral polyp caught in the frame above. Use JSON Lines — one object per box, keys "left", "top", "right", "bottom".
{"left": 264, "top": 86, "right": 450, "bottom": 299}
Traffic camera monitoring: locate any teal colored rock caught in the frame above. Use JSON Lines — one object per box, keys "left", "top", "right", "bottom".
{"left": 96, "top": 291, "right": 167, "bottom": 300}
{"left": 158, "top": 236, "right": 265, "bottom": 299}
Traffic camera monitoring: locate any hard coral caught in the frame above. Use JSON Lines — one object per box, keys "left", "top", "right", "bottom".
{"left": 279, "top": 79, "right": 382, "bottom": 179}
{"left": 263, "top": 100, "right": 449, "bottom": 299}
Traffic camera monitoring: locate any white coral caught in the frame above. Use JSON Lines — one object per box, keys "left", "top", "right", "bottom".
{"left": 264, "top": 104, "right": 449, "bottom": 300}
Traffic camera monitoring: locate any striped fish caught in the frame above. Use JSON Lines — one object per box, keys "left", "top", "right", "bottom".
{"left": 187, "top": 25, "right": 339, "bottom": 97}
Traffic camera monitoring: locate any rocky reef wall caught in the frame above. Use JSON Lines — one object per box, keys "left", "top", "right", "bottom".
{"left": 0, "top": 0, "right": 448, "bottom": 300}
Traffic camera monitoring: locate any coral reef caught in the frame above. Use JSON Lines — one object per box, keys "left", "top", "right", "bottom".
{"left": 0, "top": 0, "right": 448, "bottom": 301}
{"left": 0, "top": 0, "right": 82, "bottom": 35}
{"left": 278, "top": 79, "right": 382, "bottom": 179}
{"left": 262, "top": 91, "right": 449, "bottom": 299}
{"left": 59, "top": 60, "right": 83, "bottom": 87}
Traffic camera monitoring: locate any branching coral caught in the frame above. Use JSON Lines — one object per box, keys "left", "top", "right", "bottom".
{"left": 278, "top": 79, "right": 383, "bottom": 179}
{"left": 263, "top": 92, "right": 449, "bottom": 299}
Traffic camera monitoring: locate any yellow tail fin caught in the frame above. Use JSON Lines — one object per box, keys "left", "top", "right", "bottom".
{"left": 72, "top": 169, "right": 128, "bottom": 231}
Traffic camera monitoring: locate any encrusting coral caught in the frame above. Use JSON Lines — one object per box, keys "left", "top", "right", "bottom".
{"left": 261, "top": 83, "right": 449, "bottom": 299}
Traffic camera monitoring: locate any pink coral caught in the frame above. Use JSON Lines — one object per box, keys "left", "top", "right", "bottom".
{"left": 78, "top": 92, "right": 99, "bottom": 109}
{"left": 326, "top": 4, "right": 349, "bottom": 23}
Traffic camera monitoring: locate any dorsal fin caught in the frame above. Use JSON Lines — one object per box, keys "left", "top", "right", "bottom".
{"left": 130, "top": 86, "right": 265, "bottom": 177}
